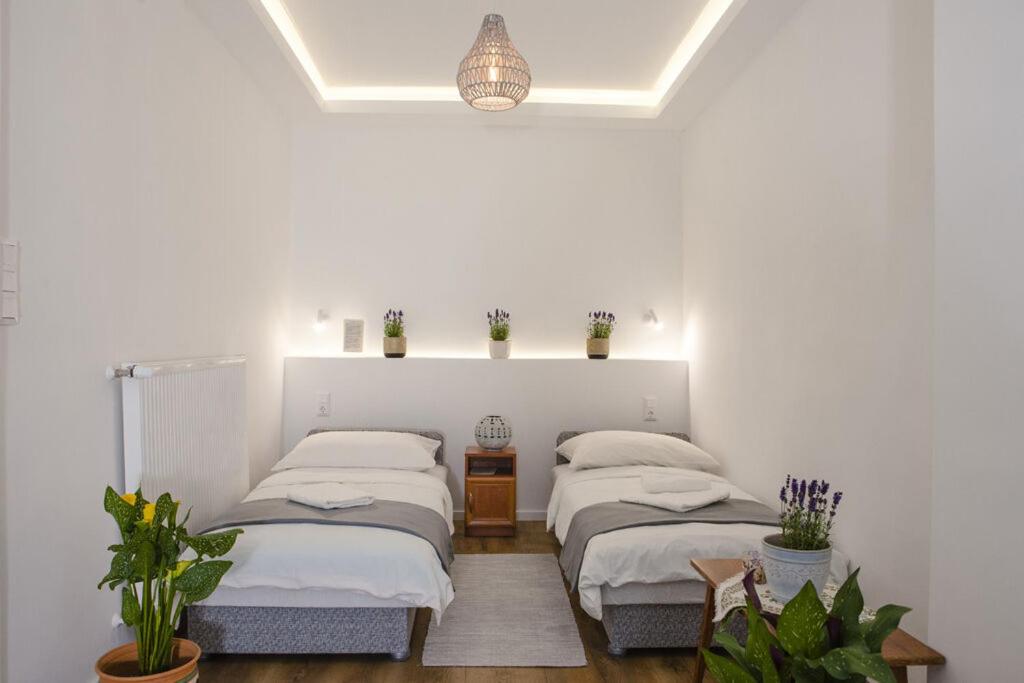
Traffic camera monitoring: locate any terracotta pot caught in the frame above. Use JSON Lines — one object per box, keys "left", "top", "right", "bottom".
{"left": 587, "top": 337, "right": 610, "bottom": 359}
{"left": 488, "top": 340, "right": 511, "bottom": 359}
{"left": 96, "top": 638, "right": 200, "bottom": 683}
{"left": 383, "top": 336, "right": 407, "bottom": 358}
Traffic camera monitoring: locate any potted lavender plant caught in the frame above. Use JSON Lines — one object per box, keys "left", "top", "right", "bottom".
{"left": 762, "top": 476, "right": 843, "bottom": 603}
{"left": 487, "top": 308, "right": 511, "bottom": 359}
{"left": 586, "top": 311, "right": 615, "bottom": 359}
{"left": 383, "top": 309, "right": 406, "bottom": 358}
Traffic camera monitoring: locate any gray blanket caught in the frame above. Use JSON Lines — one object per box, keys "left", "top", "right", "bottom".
{"left": 559, "top": 499, "right": 779, "bottom": 590}
{"left": 201, "top": 499, "right": 454, "bottom": 575}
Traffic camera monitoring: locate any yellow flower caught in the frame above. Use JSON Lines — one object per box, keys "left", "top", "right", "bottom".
{"left": 169, "top": 560, "right": 192, "bottom": 579}
{"left": 121, "top": 493, "right": 137, "bottom": 506}
{"left": 142, "top": 503, "right": 155, "bottom": 524}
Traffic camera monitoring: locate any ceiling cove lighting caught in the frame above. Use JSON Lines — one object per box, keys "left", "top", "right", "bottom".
{"left": 255, "top": 0, "right": 739, "bottom": 111}
{"left": 456, "top": 14, "right": 531, "bottom": 112}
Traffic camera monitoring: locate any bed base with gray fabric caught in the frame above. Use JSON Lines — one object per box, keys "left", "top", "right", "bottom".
{"left": 189, "top": 606, "right": 416, "bottom": 660}
{"left": 188, "top": 427, "right": 445, "bottom": 660}
{"left": 556, "top": 430, "right": 745, "bottom": 656}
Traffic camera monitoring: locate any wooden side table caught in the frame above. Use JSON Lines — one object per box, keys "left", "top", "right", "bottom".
{"left": 464, "top": 446, "right": 516, "bottom": 537}
{"left": 690, "top": 558, "right": 944, "bottom": 683}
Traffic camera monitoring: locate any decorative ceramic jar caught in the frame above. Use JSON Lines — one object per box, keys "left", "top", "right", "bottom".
{"left": 761, "top": 534, "right": 832, "bottom": 603}
{"left": 587, "top": 338, "right": 610, "bottom": 359}
{"left": 475, "top": 415, "right": 512, "bottom": 450}
{"left": 489, "top": 340, "right": 511, "bottom": 359}
{"left": 383, "top": 336, "right": 407, "bottom": 358}
{"left": 96, "top": 638, "right": 201, "bottom": 683}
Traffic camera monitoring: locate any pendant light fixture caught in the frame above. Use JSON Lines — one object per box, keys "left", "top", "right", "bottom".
{"left": 456, "top": 14, "right": 531, "bottom": 112}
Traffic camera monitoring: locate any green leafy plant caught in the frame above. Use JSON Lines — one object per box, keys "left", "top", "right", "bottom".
{"left": 98, "top": 487, "right": 242, "bottom": 675}
{"left": 487, "top": 308, "right": 510, "bottom": 341}
{"left": 384, "top": 309, "right": 405, "bottom": 338}
{"left": 587, "top": 310, "right": 615, "bottom": 339}
{"left": 703, "top": 569, "right": 909, "bottom": 683}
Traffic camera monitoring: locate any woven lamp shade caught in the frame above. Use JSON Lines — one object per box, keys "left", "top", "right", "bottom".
{"left": 456, "top": 14, "right": 531, "bottom": 112}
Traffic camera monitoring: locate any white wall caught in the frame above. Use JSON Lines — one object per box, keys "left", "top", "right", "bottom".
{"left": 680, "top": 0, "right": 934, "bottom": 641}
{"left": 283, "top": 357, "right": 689, "bottom": 516}
{"left": 2, "top": 2, "right": 290, "bottom": 681}
{"left": 929, "top": 2, "right": 1024, "bottom": 679}
{"left": 287, "top": 123, "right": 684, "bottom": 361}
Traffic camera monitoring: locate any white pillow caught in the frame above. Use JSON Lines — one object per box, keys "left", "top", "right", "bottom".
{"left": 558, "top": 430, "right": 719, "bottom": 472}
{"left": 272, "top": 431, "right": 440, "bottom": 472}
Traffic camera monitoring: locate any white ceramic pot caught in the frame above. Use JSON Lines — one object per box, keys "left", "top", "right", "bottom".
{"left": 761, "top": 534, "right": 832, "bottom": 603}
{"left": 489, "top": 340, "right": 511, "bottom": 359}
{"left": 474, "top": 415, "right": 512, "bottom": 451}
{"left": 383, "top": 336, "right": 406, "bottom": 358}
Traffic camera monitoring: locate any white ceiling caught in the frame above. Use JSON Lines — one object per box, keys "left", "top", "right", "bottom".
{"left": 283, "top": 0, "right": 708, "bottom": 91}
{"left": 187, "top": 0, "right": 805, "bottom": 125}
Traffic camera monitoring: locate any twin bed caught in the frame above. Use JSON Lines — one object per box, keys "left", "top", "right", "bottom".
{"left": 188, "top": 427, "right": 847, "bottom": 659}
{"left": 188, "top": 428, "right": 454, "bottom": 661}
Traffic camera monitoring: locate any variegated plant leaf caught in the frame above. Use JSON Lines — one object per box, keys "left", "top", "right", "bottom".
{"left": 183, "top": 529, "right": 242, "bottom": 558}
{"left": 154, "top": 493, "right": 176, "bottom": 527}
{"left": 864, "top": 604, "right": 911, "bottom": 651}
{"left": 842, "top": 647, "right": 897, "bottom": 683}
{"left": 777, "top": 581, "right": 828, "bottom": 658}
{"left": 702, "top": 649, "right": 758, "bottom": 683}
{"left": 98, "top": 550, "right": 133, "bottom": 589}
{"left": 103, "top": 486, "right": 137, "bottom": 535}
{"left": 120, "top": 587, "right": 140, "bottom": 627}
{"left": 176, "top": 560, "right": 233, "bottom": 604}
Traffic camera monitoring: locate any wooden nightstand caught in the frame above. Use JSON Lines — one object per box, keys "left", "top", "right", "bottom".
{"left": 464, "top": 446, "right": 516, "bottom": 537}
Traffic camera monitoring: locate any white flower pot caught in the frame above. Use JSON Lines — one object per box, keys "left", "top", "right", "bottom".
{"left": 489, "top": 340, "right": 510, "bottom": 359}
{"left": 761, "top": 534, "right": 832, "bottom": 603}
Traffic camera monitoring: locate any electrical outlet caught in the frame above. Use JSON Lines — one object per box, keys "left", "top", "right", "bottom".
{"left": 316, "top": 392, "right": 331, "bottom": 417}
{"left": 643, "top": 396, "right": 657, "bottom": 421}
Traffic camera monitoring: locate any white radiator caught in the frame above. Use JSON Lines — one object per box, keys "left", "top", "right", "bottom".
{"left": 110, "top": 356, "right": 249, "bottom": 533}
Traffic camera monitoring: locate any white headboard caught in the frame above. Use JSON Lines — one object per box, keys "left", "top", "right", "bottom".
{"left": 282, "top": 357, "right": 689, "bottom": 519}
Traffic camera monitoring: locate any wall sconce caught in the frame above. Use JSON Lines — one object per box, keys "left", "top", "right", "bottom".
{"left": 644, "top": 308, "right": 664, "bottom": 331}
{"left": 313, "top": 309, "right": 330, "bottom": 332}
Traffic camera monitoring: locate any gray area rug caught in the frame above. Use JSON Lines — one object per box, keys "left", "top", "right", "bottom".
{"left": 422, "top": 553, "right": 587, "bottom": 667}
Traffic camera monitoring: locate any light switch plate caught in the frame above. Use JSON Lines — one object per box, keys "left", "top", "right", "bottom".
{"left": 643, "top": 396, "right": 657, "bottom": 421}
{"left": 1, "top": 241, "right": 17, "bottom": 270}
{"left": 316, "top": 392, "right": 331, "bottom": 417}
{"left": 1, "top": 241, "right": 19, "bottom": 325}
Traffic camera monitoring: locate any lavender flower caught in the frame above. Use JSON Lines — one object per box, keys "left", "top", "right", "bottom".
{"left": 588, "top": 310, "right": 616, "bottom": 339}
{"left": 777, "top": 476, "right": 844, "bottom": 551}
{"left": 487, "top": 308, "right": 510, "bottom": 341}
{"left": 383, "top": 309, "right": 405, "bottom": 338}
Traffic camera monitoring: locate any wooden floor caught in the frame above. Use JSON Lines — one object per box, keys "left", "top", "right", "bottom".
{"left": 199, "top": 521, "right": 702, "bottom": 682}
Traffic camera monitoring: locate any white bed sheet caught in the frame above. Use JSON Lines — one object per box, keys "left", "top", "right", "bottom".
{"left": 200, "top": 465, "right": 455, "bottom": 622}
{"left": 546, "top": 465, "right": 849, "bottom": 620}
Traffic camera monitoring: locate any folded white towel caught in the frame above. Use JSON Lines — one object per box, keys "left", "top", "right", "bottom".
{"left": 641, "top": 473, "right": 712, "bottom": 494}
{"left": 620, "top": 483, "right": 730, "bottom": 513}
{"left": 287, "top": 483, "right": 375, "bottom": 510}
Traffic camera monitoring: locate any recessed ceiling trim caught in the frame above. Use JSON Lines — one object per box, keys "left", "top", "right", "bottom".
{"left": 251, "top": 0, "right": 744, "bottom": 116}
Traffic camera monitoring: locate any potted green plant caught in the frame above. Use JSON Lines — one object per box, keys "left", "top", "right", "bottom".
{"left": 762, "top": 477, "right": 843, "bottom": 603}
{"left": 586, "top": 310, "right": 615, "bottom": 359}
{"left": 703, "top": 569, "right": 910, "bottom": 683}
{"left": 383, "top": 309, "right": 406, "bottom": 358}
{"left": 487, "top": 308, "right": 511, "bottom": 359}
{"left": 96, "top": 487, "right": 242, "bottom": 682}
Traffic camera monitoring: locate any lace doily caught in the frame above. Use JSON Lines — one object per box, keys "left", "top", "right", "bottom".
{"left": 713, "top": 572, "right": 877, "bottom": 624}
